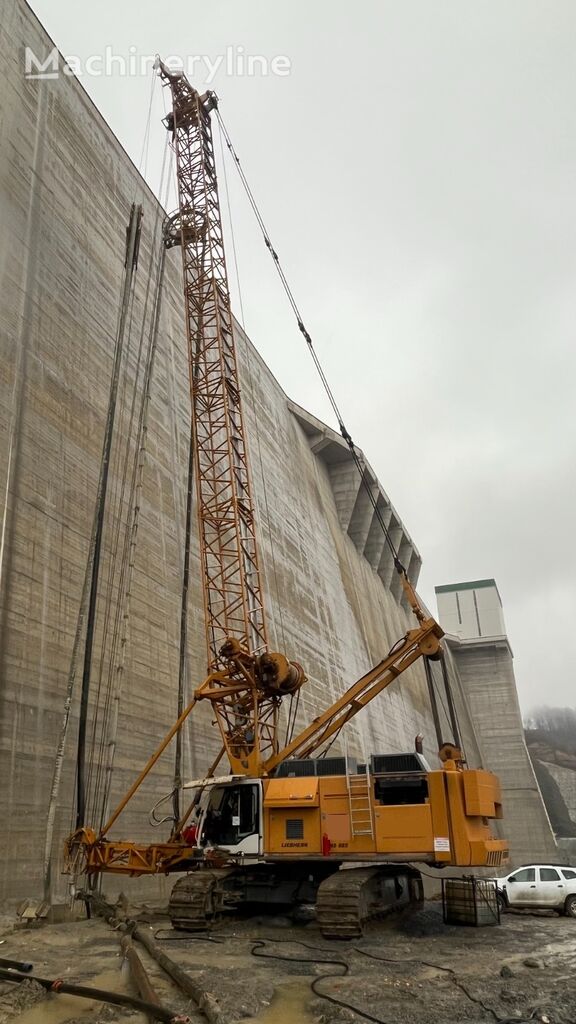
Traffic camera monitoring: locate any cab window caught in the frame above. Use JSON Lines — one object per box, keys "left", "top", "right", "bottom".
{"left": 509, "top": 868, "right": 535, "bottom": 883}
{"left": 539, "top": 868, "right": 560, "bottom": 882}
{"left": 202, "top": 785, "right": 259, "bottom": 846}
{"left": 561, "top": 869, "right": 576, "bottom": 880}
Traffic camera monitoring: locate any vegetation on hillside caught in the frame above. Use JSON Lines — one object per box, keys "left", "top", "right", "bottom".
{"left": 524, "top": 705, "right": 576, "bottom": 837}
{"left": 525, "top": 706, "right": 576, "bottom": 758}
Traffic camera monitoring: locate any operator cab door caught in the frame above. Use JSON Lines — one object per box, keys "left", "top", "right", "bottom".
{"left": 537, "top": 867, "right": 565, "bottom": 906}
{"left": 200, "top": 782, "right": 262, "bottom": 856}
{"left": 505, "top": 867, "right": 537, "bottom": 906}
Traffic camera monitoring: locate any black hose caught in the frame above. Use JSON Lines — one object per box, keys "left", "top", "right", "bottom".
{"left": 153, "top": 929, "right": 573, "bottom": 1024}
{"left": 154, "top": 929, "right": 224, "bottom": 944}
{"left": 352, "top": 947, "right": 573, "bottom": 1024}
{"left": 0, "top": 957, "right": 33, "bottom": 972}
{"left": 352, "top": 946, "right": 500, "bottom": 1018}
{"left": 155, "top": 931, "right": 393, "bottom": 1024}
{"left": 0, "top": 967, "right": 179, "bottom": 1023}
{"left": 249, "top": 938, "right": 393, "bottom": 1024}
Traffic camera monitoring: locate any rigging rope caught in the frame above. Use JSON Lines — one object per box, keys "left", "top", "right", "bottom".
{"left": 74, "top": 138, "right": 170, "bottom": 848}
{"left": 85, "top": 276, "right": 139, "bottom": 824}
{"left": 217, "top": 118, "right": 245, "bottom": 329}
{"left": 85, "top": 255, "right": 145, "bottom": 824}
{"left": 98, "top": 239, "right": 168, "bottom": 832}
{"left": 173, "top": 395, "right": 195, "bottom": 825}
{"left": 135, "top": 66, "right": 158, "bottom": 188}
{"left": 216, "top": 117, "right": 306, "bottom": 751}
{"left": 427, "top": 655, "right": 465, "bottom": 757}
{"left": 96, "top": 140, "right": 173, "bottom": 832}
{"left": 81, "top": 75, "right": 166, "bottom": 823}
{"left": 44, "top": 82, "right": 170, "bottom": 898}
{"left": 215, "top": 109, "right": 406, "bottom": 576}
{"left": 43, "top": 218, "right": 162, "bottom": 895}
{"left": 75, "top": 204, "right": 143, "bottom": 832}
{"left": 216, "top": 117, "right": 288, "bottom": 655}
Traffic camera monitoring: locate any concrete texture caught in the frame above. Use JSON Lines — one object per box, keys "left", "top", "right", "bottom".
{"left": 542, "top": 762, "right": 576, "bottom": 828}
{"left": 443, "top": 635, "right": 558, "bottom": 865}
{"left": 434, "top": 577, "right": 556, "bottom": 865}
{"left": 0, "top": 0, "right": 557, "bottom": 904}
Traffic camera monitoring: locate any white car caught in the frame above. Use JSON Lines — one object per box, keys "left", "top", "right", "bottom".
{"left": 492, "top": 864, "right": 576, "bottom": 916}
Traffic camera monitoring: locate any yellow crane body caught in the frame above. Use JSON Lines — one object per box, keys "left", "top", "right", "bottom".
{"left": 69, "top": 760, "right": 506, "bottom": 876}
{"left": 262, "top": 769, "right": 505, "bottom": 866}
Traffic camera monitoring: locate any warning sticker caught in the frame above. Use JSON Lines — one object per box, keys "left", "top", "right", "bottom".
{"left": 434, "top": 837, "right": 450, "bottom": 853}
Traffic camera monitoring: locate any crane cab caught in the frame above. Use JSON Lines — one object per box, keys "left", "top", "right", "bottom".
{"left": 191, "top": 778, "right": 263, "bottom": 858}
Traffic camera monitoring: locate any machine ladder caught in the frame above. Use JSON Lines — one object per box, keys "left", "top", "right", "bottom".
{"left": 346, "top": 771, "right": 375, "bottom": 838}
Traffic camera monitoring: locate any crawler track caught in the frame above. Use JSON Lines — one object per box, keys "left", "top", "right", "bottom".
{"left": 169, "top": 864, "right": 423, "bottom": 938}
{"left": 316, "top": 866, "right": 422, "bottom": 939}
{"left": 169, "top": 869, "right": 237, "bottom": 930}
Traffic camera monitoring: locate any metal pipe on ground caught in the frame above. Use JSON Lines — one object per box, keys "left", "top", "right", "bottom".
{"left": 131, "top": 922, "right": 226, "bottom": 1024}
{"left": 88, "top": 892, "right": 228, "bottom": 1024}
{"left": 0, "top": 957, "right": 32, "bottom": 972}
{"left": 121, "top": 932, "right": 163, "bottom": 1024}
{"left": 0, "top": 967, "right": 187, "bottom": 1022}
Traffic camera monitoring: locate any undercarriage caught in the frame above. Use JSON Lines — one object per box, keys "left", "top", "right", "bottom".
{"left": 168, "top": 863, "right": 424, "bottom": 939}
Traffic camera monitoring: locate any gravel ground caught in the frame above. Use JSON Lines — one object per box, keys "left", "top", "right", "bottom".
{"left": 0, "top": 902, "right": 574, "bottom": 1024}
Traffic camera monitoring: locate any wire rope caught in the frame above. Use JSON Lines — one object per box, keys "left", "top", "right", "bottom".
{"left": 216, "top": 116, "right": 287, "bottom": 655}
{"left": 85, "top": 278, "right": 139, "bottom": 823}
{"left": 96, "top": 141, "right": 173, "bottom": 831}
{"left": 217, "top": 118, "right": 245, "bottom": 329}
{"left": 80, "top": 135, "right": 172, "bottom": 836}
{"left": 81, "top": 73, "right": 162, "bottom": 827}
{"left": 75, "top": 204, "right": 143, "bottom": 834}
{"left": 135, "top": 66, "right": 158, "bottom": 188}
{"left": 86, "top": 244, "right": 145, "bottom": 823}
{"left": 427, "top": 659, "right": 455, "bottom": 744}
{"left": 215, "top": 109, "right": 405, "bottom": 575}
{"left": 97, "top": 237, "right": 168, "bottom": 832}
{"left": 46, "top": 77, "right": 167, "bottom": 897}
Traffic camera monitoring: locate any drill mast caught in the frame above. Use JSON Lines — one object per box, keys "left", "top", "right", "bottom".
{"left": 160, "top": 66, "right": 305, "bottom": 776}
{"left": 163, "top": 68, "right": 267, "bottom": 668}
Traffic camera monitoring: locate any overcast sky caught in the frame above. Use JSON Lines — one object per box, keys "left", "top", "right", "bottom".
{"left": 30, "top": 1, "right": 576, "bottom": 714}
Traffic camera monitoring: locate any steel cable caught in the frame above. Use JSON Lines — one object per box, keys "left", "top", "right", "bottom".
{"left": 87, "top": 80, "right": 164, "bottom": 813}
{"left": 216, "top": 116, "right": 288, "bottom": 657}
{"left": 97, "top": 142, "right": 173, "bottom": 832}
{"left": 215, "top": 110, "right": 404, "bottom": 573}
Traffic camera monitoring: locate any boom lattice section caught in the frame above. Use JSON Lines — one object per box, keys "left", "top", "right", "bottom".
{"left": 163, "top": 69, "right": 267, "bottom": 669}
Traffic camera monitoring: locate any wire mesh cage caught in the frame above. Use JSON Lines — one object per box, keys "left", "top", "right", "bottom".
{"left": 442, "top": 877, "right": 500, "bottom": 927}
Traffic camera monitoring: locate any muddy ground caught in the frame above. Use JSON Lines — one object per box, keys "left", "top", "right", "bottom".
{"left": 0, "top": 901, "right": 574, "bottom": 1024}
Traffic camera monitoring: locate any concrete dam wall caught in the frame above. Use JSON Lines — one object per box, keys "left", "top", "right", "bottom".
{"left": 0, "top": 0, "right": 557, "bottom": 904}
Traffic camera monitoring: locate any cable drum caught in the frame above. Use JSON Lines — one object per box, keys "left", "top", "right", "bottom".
{"left": 257, "top": 652, "right": 307, "bottom": 696}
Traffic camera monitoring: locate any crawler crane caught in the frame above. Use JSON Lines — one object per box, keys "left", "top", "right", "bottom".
{"left": 66, "top": 64, "right": 508, "bottom": 938}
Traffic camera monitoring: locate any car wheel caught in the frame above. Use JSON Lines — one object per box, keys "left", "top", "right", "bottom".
{"left": 497, "top": 892, "right": 507, "bottom": 914}
{"left": 564, "top": 894, "right": 576, "bottom": 918}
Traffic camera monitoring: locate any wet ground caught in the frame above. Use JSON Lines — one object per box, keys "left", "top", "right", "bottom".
{"left": 0, "top": 902, "right": 574, "bottom": 1024}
